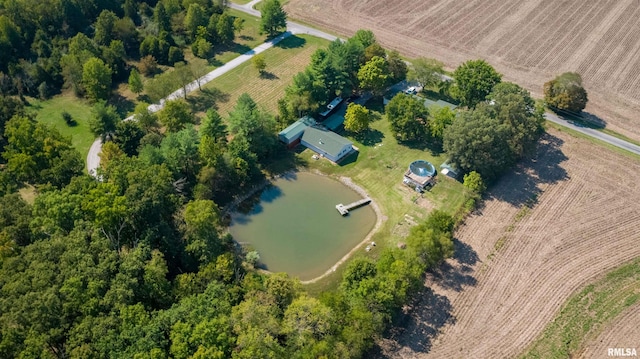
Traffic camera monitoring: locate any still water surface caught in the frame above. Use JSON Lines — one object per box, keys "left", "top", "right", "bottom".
{"left": 229, "top": 172, "right": 376, "bottom": 281}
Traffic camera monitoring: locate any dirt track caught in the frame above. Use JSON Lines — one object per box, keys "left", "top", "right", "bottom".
{"left": 285, "top": 0, "right": 640, "bottom": 142}
{"left": 580, "top": 304, "right": 640, "bottom": 358}
{"left": 371, "top": 128, "right": 640, "bottom": 358}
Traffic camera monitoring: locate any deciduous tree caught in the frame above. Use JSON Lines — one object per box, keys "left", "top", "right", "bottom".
{"left": 410, "top": 57, "right": 445, "bottom": 88}
{"left": 357, "top": 56, "right": 388, "bottom": 95}
{"left": 451, "top": 59, "right": 501, "bottom": 108}
{"left": 82, "top": 57, "right": 112, "bottom": 101}
{"left": 344, "top": 103, "right": 370, "bottom": 133}
{"left": 158, "top": 99, "right": 195, "bottom": 132}
{"left": 386, "top": 93, "right": 429, "bottom": 142}
{"left": 543, "top": 72, "right": 588, "bottom": 113}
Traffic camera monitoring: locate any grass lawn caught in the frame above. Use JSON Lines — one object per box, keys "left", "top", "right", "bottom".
{"left": 217, "top": 9, "right": 267, "bottom": 65}
{"left": 230, "top": 0, "right": 253, "bottom": 4}
{"left": 193, "top": 34, "right": 329, "bottom": 116}
{"left": 302, "top": 99, "right": 468, "bottom": 292}
{"left": 26, "top": 93, "right": 95, "bottom": 163}
{"left": 519, "top": 257, "right": 640, "bottom": 358}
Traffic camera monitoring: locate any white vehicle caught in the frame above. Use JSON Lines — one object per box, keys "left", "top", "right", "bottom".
{"left": 405, "top": 86, "right": 417, "bottom": 95}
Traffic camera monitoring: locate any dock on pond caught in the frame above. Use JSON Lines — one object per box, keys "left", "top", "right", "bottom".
{"left": 336, "top": 198, "right": 371, "bottom": 216}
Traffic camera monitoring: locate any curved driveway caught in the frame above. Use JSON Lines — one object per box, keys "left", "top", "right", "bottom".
{"left": 88, "top": 1, "right": 339, "bottom": 175}
{"left": 88, "top": 2, "right": 639, "bottom": 175}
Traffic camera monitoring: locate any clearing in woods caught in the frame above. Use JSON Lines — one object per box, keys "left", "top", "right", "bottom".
{"left": 285, "top": 0, "right": 640, "bottom": 142}
{"left": 371, "top": 127, "right": 640, "bottom": 358}
{"left": 196, "top": 34, "right": 329, "bottom": 115}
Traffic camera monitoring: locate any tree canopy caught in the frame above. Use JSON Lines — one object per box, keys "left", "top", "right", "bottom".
{"left": 544, "top": 72, "right": 588, "bottom": 113}
{"left": 260, "top": 0, "right": 287, "bottom": 37}
{"left": 386, "top": 93, "right": 429, "bottom": 142}
{"left": 344, "top": 103, "right": 370, "bottom": 133}
{"left": 443, "top": 82, "right": 543, "bottom": 180}
{"left": 451, "top": 59, "right": 502, "bottom": 108}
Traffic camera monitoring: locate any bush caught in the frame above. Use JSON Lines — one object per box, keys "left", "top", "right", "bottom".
{"left": 138, "top": 55, "right": 159, "bottom": 76}
{"left": 463, "top": 171, "right": 486, "bottom": 194}
{"left": 544, "top": 72, "right": 588, "bottom": 113}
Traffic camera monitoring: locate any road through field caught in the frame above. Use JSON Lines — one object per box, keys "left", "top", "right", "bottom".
{"left": 374, "top": 128, "right": 640, "bottom": 358}
{"left": 285, "top": 0, "right": 640, "bottom": 143}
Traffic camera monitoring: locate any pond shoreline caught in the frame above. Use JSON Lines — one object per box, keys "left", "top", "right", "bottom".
{"left": 299, "top": 175, "right": 385, "bottom": 284}
{"left": 225, "top": 168, "right": 384, "bottom": 284}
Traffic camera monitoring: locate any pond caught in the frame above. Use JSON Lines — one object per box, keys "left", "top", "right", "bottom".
{"left": 229, "top": 172, "right": 377, "bottom": 281}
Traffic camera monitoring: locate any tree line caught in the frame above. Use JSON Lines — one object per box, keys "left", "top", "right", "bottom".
{"left": 0, "top": 0, "right": 244, "bottom": 102}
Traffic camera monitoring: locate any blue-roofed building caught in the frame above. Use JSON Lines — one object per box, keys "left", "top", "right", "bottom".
{"left": 278, "top": 116, "right": 316, "bottom": 147}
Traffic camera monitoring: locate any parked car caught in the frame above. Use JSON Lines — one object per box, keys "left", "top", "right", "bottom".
{"left": 405, "top": 86, "right": 417, "bottom": 95}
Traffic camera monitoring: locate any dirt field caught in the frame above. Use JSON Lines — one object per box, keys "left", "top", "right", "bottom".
{"left": 285, "top": 0, "right": 640, "bottom": 142}
{"left": 580, "top": 304, "right": 640, "bottom": 358}
{"left": 370, "top": 127, "right": 640, "bottom": 358}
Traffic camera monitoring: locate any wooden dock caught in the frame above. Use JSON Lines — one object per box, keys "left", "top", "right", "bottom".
{"left": 336, "top": 197, "right": 371, "bottom": 216}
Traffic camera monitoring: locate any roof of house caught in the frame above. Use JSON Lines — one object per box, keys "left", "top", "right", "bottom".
{"left": 302, "top": 127, "right": 352, "bottom": 158}
{"left": 423, "top": 98, "right": 457, "bottom": 110}
{"left": 278, "top": 116, "right": 316, "bottom": 142}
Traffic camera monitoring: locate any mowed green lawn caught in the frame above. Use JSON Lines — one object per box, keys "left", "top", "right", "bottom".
{"left": 27, "top": 94, "right": 95, "bottom": 163}
{"left": 196, "top": 34, "right": 329, "bottom": 115}
{"left": 302, "top": 102, "right": 468, "bottom": 292}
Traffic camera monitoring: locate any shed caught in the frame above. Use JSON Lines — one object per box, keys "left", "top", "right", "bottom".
{"left": 301, "top": 127, "right": 353, "bottom": 163}
{"left": 278, "top": 116, "right": 316, "bottom": 147}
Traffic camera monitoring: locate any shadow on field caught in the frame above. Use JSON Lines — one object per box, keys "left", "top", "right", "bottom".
{"left": 188, "top": 88, "right": 229, "bottom": 113}
{"left": 275, "top": 34, "right": 306, "bottom": 49}
{"left": 487, "top": 132, "right": 569, "bottom": 208}
{"left": 369, "top": 287, "right": 455, "bottom": 358}
{"left": 369, "top": 238, "right": 478, "bottom": 357}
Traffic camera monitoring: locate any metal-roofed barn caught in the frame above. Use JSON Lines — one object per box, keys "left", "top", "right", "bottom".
{"left": 301, "top": 127, "right": 353, "bottom": 163}
{"left": 278, "top": 116, "right": 316, "bottom": 148}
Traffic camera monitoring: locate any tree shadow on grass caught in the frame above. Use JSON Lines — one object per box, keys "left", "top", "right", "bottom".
{"left": 399, "top": 138, "right": 444, "bottom": 156}
{"left": 486, "top": 132, "right": 569, "bottom": 208}
{"left": 259, "top": 71, "right": 279, "bottom": 80}
{"left": 109, "top": 94, "right": 135, "bottom": 118}
{"left": 275, "top": 35, "right": 306, "bottom": 49}
{"left": 353, "top": 128, "right": 384, "bottom": 147}
{"left": 187, "top": 88, "right": 229, "bottom": 113}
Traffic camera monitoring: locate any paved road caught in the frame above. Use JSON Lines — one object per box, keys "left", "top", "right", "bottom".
{"left": 88, "top": 1, "right": 639, "bottom": 175}
{"left": 228, "top": 1, "right": 339, "bottom": 42}
{"left": 87, "top": 0, "right": 343, "bottom": 175}
{"left": 544, "top": 112, "right": 640, "bottom": 155}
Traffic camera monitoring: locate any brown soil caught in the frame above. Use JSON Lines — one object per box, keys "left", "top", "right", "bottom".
{"left": 285, "top": 0, "right": 640, "bottom": 142}
{"left": 579, "top": 304, "right": 640, "bottom": 359}
{"left": 369, "top": 127, "right": 640, "bottom": 358}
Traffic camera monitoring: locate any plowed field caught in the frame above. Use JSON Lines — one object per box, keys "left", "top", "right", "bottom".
{"left": 580, "top": 305, "right": 640, "bottom": 358}
{"left": 286, "top": 0, "right": 640, "bottom": 141}
{"left": 371, "top": 128, "right": 640, "bottom": 358}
